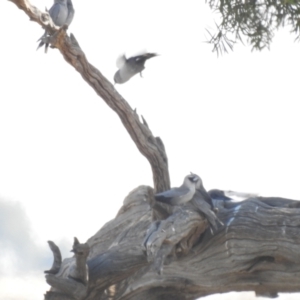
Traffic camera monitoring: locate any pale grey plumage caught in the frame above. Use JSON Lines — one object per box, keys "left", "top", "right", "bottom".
{"left": 49, "top": 0, "right": 68, "bottom": 26}
{"left": 155, "top": 174, "right": 200, "bottom": 206}
{"left": 65, "top": 0, "right": 75, "bottom": 26}
{"left": 191, "top": 190, "right": 222, "bottom": 232}
{"left": 37, "top": 0, "right": 75, "bottom": 53}
{"left": 114, "top": 52, "right": 158, "bottom": 84}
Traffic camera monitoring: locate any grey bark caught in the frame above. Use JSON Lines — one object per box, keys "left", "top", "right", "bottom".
{"left": 45, "top": 186, "right": 300, "bottom": 299}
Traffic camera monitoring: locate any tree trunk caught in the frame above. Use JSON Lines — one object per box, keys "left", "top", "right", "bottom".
{"left": 46, "top": 186, "right": 300, "bottom": 299}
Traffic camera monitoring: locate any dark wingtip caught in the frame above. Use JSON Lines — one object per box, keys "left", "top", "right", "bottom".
{"left": 36, "top": 42, "right": 44, "bottom": 51}
{"left": 208, "top": 189, "right": 232, "bottom": 201}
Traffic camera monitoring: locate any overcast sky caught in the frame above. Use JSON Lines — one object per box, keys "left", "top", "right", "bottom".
{"left": 1, "top": 0, "right": 300, "bottom": 299}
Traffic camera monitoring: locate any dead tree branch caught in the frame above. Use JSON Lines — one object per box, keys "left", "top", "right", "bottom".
{"left": 8, "top": 0, "right": 170, "bottom": 192}
{"left": 43, "top": 186, "right": 300, "bottom": 299}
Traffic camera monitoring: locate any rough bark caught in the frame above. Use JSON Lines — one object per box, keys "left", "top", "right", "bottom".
{"left": 8, "top": 0, "right": 170, "bottom": 193}
{"left": 45, "top": 186, "right": 300, "bottom": 299}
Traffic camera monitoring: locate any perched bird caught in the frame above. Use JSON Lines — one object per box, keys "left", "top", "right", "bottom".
{"left": 155, "top": 173, "right": 200, "bottom": 206}
{"left": 191, "top": 191, "right": 220, "bottom": 232}
{"left": 191, "top": 179, "right": 223, "bottom": 232}
{"left": 65, "top": 0, "right": 75, "bottom": 26}
{"left": 114, "top": 52, "right": 158, "bottom": 84}
{"left": 194, "top": 176, "right": 214, "bottom": 209}
{"left": 37, "top": 0, "right": 75, "bottom": 53}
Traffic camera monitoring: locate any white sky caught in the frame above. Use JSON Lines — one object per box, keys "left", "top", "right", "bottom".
{"left": 1, "top": 0, "right": 300, "bottom": 299}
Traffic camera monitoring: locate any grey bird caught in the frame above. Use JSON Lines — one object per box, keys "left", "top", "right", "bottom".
{"left": 154, "top": 173, "right": 200, "bottom": 206}
{"left": 114, "top": 52, "right": 158, "bottom": 84}
{"left": 191, "top": 179, "right": 223, "bottom": 232}
{"left": 208, "top": 189, "right": 232, "bottom": 202}
{"left": 194, "top": 176, "right": 214, "bottom": 209}
{"left": 65, "top": 0, "right": 75, "bottom": 26}
{"left": 37, "top": 0, "right": 74, "bottom": 53}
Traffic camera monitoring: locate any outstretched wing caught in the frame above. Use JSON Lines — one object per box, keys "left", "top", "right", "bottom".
{"left": 116, "top": 54, "right": 126, "bottom": 69}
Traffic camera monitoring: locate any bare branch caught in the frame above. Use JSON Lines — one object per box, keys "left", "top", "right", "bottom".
{"left": 43, "top": 187, "right": 300, "bottom": 299}
{"left": 8, "top": 0, "right": 170, "bottom": 192}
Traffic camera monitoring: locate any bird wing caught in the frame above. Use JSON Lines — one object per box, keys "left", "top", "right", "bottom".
{"left": 208, "top": 189, "right": 232, "bottom": 201}
{"left": 155, "top": 186, "right": 190, "bottom": 204}
{"left": 197, "top": 188, "right": 214, "bottom": 209}
{"left": 193, "top": 189, "right": 225, "bottom": 231}
{"left": 116, "top": 54, "right": 126, "bottom": 69}
{"left": 191, "top": 192, "right": 219, "bottom": 231}
{"left": 130, "top": 53, "right": 158, "bottom": 64}
{"left": 65, "top": 0, "right": 75, "bottom": 26}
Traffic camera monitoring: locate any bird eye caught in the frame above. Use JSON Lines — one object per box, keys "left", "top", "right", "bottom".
{"left": 189, "top": 175, "right": 199, "bottom": 183}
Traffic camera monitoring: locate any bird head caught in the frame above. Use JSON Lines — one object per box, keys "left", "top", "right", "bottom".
{"left": 187, "top": 172, "right": 199, "bottom": 182}
{"left": 188, "top": 172, "right": 203, "bottom": 189}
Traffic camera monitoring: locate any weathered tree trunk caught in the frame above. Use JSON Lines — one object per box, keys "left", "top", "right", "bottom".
{"left": 45, "top": 186, "right": 300, "bottom": 299}
{"left": 7, "top": 1, "right": 300, "bottom": 299}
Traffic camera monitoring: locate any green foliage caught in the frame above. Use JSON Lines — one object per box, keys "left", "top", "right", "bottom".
{"left": 206, "top": 0, "right": 300, "bottom": 54}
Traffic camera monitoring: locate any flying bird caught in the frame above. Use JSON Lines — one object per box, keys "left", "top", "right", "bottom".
{"left": 114, "top": 52, "right": 158, "bottom": 84}
{"left": 37, "top": 0, "right": 75, "bottom": 53}
{"left": 154, "top": 173, "right": 200, "bottom": 206}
